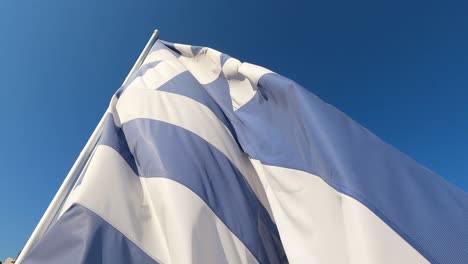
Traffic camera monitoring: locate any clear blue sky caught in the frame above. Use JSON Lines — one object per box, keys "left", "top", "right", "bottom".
{"left": 0, "top": 0, "right": 466, "bottom": 260}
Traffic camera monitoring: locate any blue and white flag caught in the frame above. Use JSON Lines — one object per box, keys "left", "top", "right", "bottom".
{"left": 23, "top": 40, "right": 467, "bottom": 264}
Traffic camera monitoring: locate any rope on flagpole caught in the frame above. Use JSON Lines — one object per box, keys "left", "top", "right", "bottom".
{"left": 16, "top": 29, "right": 160, "bottom": 264}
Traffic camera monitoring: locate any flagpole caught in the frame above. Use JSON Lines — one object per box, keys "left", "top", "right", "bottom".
{"left": 16, "top": 29, "right": 160, "bottom": 264}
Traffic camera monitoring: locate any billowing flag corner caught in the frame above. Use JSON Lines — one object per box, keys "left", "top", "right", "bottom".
{"left": 21, "top": 39, "right": 467, "bottom": 264}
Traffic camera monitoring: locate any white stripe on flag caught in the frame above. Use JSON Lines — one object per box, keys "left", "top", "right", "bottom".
{"left": 250, "top": 159, "right": 428, "bottom": 264}
{"left": 116, "top": 88, "right": 274, "bottom": 219}
{"left": 62, "top": 145, "right": 259, "bottom": 264}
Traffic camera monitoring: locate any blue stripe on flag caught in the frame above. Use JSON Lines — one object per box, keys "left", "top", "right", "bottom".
{"left": 121, "top": 118, "right": 286, "bottom": 264}
{"left": 157, "top": 40, "right": 182, "bottom": 57}
{"left": 98, "top": 114, "right": 138, "bottom": 174}
{"left": 75, "top": 114, "right": 136, "bottom": 188}
{"left": 231, "top": 73, "right": 468, "bottom": 264}
{"left": 115, "top": 61, "right": 162, "bottom": 98}
{"left": 22, "top": 204, "right": 158, "bottom": 264}
{"left": 202, "top": 76, "right": 238, "bottom": 120}
{"left": 157, "top": 71, "right": 238, "bottom": 139}
{"left": 191, "top": 45, "right": 203, "bottom": 56}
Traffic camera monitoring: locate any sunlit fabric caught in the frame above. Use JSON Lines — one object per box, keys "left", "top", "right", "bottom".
{"left": 23, "top": 40, "right": 467, "bottom": 264}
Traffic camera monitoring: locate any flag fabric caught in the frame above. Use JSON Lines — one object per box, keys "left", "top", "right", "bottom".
{"left": 23, "top": 40, "right": 467, "bottom": 264}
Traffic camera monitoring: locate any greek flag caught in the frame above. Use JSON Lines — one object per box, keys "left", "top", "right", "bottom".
{"left": 22, "top": 40, "right": 467, "bottom": 264}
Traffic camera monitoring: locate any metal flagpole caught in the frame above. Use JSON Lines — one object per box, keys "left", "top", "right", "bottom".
{"left": 16, "top": 29, "right": 160, "bottom": 264}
